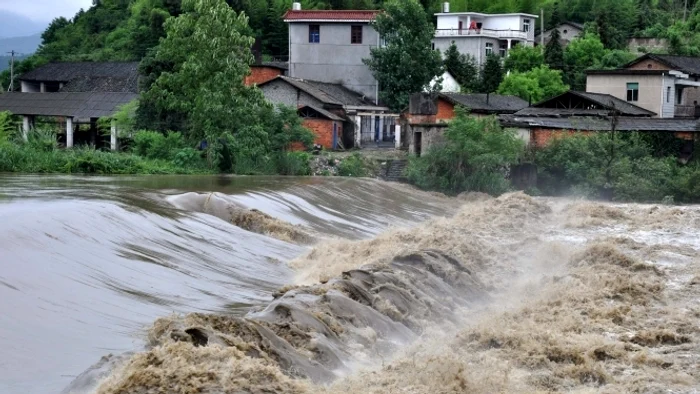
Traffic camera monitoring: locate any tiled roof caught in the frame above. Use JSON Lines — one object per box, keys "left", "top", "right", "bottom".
{"left": 500, "top": 115, "right": 697, "bottom": 132}
{"left": 0, "top": 92, "right": 138, "bottom": 119}
{"left": 260, "top": 76, "right": 377, "bottom": 107}
{"left": 626, "top": 54, "right": 700, "bottom": 76}
{"left": 299, "top": 105, "right": 345, "bottom": 121}
{"left": 440, "top": 93, "right": 528, "bottom": 114}
{"left": 530, "top": 91, "right": 656, "bottom": 117}
{"left": 19, "top": 62, "right": 140, "bottom": 93}
{"left": 283, "top": 10, "right": 381, "bottom": 22}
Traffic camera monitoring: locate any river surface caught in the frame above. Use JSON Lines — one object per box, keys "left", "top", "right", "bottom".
{"left": 0, "top": 175, "right": 452, "bottom": 394}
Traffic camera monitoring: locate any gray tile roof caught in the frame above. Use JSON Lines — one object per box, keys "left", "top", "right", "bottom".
{"left": 440, "top": 93, "right": 529, "bottom": 114}
{"left": 299, "top": 105, "right": 345, "bottom": 121}
{"left": 0, "top": 92, "right": 138, "bottom": 119}
{"left": 19, "top": 62, "right": 140, "bottom": 93}
{"left": 500, "top": 115, "right": 697, "bottom": 132}
{"left": 515, "top": 108, "right": 613, "bottom": 117}
{"left": 633, "top": 54, "right": 700, "bottom": 76}
{"left": 530, "top": 91, "right": 656, "bottom": 117}
{"left": 260, "top": 76, "right": 377, "bottom": 107}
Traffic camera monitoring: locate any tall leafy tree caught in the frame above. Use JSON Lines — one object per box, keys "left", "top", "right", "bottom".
{"left": 363, "top": 0, "right": 443, "bottom": 110}
{"left": 504, "top": 45, "right": 544, "bottom": 73}
{"left": 443, "top": 43, "right": 479, "bottom": 91}
{"left": 544, "top": 27, "right": 564, "bottom": 70}
{"left": 141, "top": 0, "right": 268, "bottom": 143}
{"left": 563, "top": 32, "right": 607, "bottom": 90}
{"left": 479, "top": 54, "right": 504, "bottom": 94}
{"left": 498, "top": 65, "right": 568, "bottom": 102}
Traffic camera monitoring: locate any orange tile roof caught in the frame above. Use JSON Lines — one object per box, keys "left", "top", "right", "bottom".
{"left": 283, "top": 10, "right": 381, "bottom": 22}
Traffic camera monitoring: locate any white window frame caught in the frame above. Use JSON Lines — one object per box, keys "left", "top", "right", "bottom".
{"left": 485, "top": 42, "right": 493, "bottom": 56}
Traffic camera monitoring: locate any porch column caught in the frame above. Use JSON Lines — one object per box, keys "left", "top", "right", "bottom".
{"left": 66, "top": 117, "right": 74, "bottom": 148}
{"left": 110, "top": 119, "right": 118, "bottom": 151}
{"left": 370, "top": 115, "right": 377, "bottom": 143}
{"left": 354, "top": 115, "right": 362, "bottom": 148}
{"left": 378, "top": 115, "right": 385, "bottom": 143}
{"left": 40, "top": 82, "right": 46, "bottom": 93}
{"left": 507, "top": 39, "right": 512, "bottom": 51}
{"left": 21, "top": 116, "right": 31, "bottom": 142}
{"left": 395, "top": 124, "right": 402, "bottom": 149}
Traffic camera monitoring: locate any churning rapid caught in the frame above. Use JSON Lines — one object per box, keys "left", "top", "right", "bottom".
{"left": 1, "top": 176, "right": 698, "bottom": 394}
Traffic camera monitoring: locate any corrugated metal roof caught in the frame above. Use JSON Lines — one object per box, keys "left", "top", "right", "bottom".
{"left": 283, "top": 10, "right": 380, "bottom": 22}
{"left": 0, "top": 92, "right": 138, "bottom": 118}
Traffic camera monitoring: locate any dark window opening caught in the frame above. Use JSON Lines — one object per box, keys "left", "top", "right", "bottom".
{"left": 667, "top": 86, "right": 671, "bottom": 103}
{"left": 351, "top": 25, "right": 363, "bottom": 44}
{"left": 309, "top": 24, "right": 320, "bottom": 43}
{"left": 626, "top": 82, "right": 639, "bottom": 102}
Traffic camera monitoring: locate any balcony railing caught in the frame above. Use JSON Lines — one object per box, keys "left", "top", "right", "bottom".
{"left": 674, "top": 105, "right": 700, "bottom": 118}
{"left": 435, "top": 28, "right": 529, "bottom": 40}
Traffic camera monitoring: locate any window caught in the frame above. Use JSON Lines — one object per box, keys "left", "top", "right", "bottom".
{"left": 431, "top": 42, "right": 435, "bottom": 50}
{"left": 626, "top": 83, "right": 639, "bottom": 102}
{"left": 523, "top": 19, "right": 531, "bottom": 32}
{"left": 309, "top": 24, "right": 320, "bottom": 43}
{"left": 351, "top": 25, "right": 363, "bottom": 44}
{"left": 563, "top": 29, "right": 568, "bottom": 34}
{"left": 485, "top": 42, "right": 493, "bottom": 56}
{"left": 667, "top": 86, "right": 672, "bottom": 103}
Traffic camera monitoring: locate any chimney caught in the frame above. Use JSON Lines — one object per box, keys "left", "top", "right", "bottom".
{"left": 292, "top": 2, "right": 301, "bottom": 10}
{"left": 443, "top": 2, "right": 450, "bottom": 13}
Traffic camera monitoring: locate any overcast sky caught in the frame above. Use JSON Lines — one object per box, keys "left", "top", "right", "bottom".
{"left": 0, "top": 0, "right": 93, "bottom": 22}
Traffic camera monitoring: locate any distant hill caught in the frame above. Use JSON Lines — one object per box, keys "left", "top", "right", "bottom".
{"left": 0, "top": 11, "right": 45, "bottom": 38}
{"left": 0, "top": 34, "right": 42, "bottom": 55}
{"left": 0, "top": 54, "right": 29, "bottom": 73}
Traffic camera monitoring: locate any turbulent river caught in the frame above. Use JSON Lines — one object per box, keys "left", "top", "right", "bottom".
{"left": 0, "top": 175, "right": 698, "bottom": 394}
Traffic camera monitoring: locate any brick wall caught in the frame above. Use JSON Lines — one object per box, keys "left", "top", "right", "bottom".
{"left": 532, "top": 128, "right": 592, "bottom": 147}
{"left": 303, "top": 118, "right": 337, "bottom": 149}
{"left": 627, "top": 59, "right": 669, "bottom": 71}
{"left": 436, "top": 98, "right": 455, "bottom": 120}
{"left": 244, "top": 66, "right": 283, "bottom": 86}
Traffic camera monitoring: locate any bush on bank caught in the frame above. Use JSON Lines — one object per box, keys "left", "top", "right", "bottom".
{"left": 405, "top": 108, "right": 525, "bottom": 196}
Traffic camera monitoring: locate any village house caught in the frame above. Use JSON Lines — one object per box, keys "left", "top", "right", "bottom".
{"left": 258, "top": 75, "right": 398, "bottom": 149}
{"left": 404, "top": 92, "right": 529, "bottom": 155}
{"left": 432, "top": 3, "right": 537, "bottom": 65}
{"left": 587, "top": 54, "right": 700, "bottom": 119}
{"left": 534, "top": 21, "right": 583, "bottom": 47}
{"left": 499, "top": 90, "right": 697, "bottom": 158}
{"left": 0, "top": 62, "right": 139, "bottom": 150}
{"left": 284, "top": 5, "right": 381, "bottom": 103}
{"left": 245, "top": 62, "right": 288, "bottom": 86}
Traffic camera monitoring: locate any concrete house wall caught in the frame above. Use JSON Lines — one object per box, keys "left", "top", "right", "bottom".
{"left": 289, "top": 22, "right": 379, "bottom": 102}
{"left": 587, "top": 74, "right": 674, "bottom": 118}
{"left": 433, "top": 37, "right": 500, "bottom": 66}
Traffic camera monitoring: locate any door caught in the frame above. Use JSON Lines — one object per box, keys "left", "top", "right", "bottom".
{"left": 332, "top": 123, "right": 338, "bottom": 150}
{"left": 458, "top": 21, "right": 463, "bottom": 35}
{"left": 414, "top": 131, "right": 422, "bottom": 157}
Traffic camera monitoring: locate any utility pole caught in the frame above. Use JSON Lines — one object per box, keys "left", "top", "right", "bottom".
{"left": 7, "top": 50, "right": 15, "bottom": 92}
{"left": 540, "top": 9, "right": 544, "bottom": 48}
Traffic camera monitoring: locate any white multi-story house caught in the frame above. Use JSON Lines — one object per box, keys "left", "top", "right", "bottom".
{"left": 432, "top": 3, "right": 538, "bottom": 65}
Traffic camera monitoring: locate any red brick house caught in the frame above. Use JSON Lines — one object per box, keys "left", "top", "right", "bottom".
{"left": 297, "top": 105, "right": 343, "bottom": 149}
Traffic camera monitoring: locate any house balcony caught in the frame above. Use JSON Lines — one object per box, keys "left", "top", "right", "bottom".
{"left": 435, "top": 28, "right": 529, "bottom": 40}
{"left": 674, "top": 105, "right": 700, "bottom": 118}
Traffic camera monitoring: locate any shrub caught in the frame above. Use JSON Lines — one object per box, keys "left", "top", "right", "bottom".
{"left": 275, "top": 151, "right": 311, "bottom": 176}
{"left": 173, "top": 147, "right": 202, "bottom": 168}
{"left": 132, "top": 130, "right": 186, "bottom": 160}
{"left": 338, "top": 153, "right": 368, "bottom": 177}
{"left": 405, "top": 109, "right": 524, "bottom": 195}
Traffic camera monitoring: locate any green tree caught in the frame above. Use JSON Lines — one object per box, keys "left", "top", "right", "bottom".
{"left": 498, "top": 65, "right": 568, "bottom": 102}
{"left": 443, "top": 43, "right": 479, "bottom": 91}
{"left": 363, "top": 0, "right": 443, "bottom": 110}
{"left": 564, "top": 33, "right": 607, "bottom": 90}
{"left": 142, "top": 0, "right": 268, "bottom": 147}
{"left": 405, "top": 107, "right": 524, "bottom": 195}
{"left": 544, "top": 27, "right": 564, "bottom": 70}
{"left": 479, "top": 54, "right": 504, "bottom": 94}
{"left": 503, "top": 45, "right": 544, "bottom": 73}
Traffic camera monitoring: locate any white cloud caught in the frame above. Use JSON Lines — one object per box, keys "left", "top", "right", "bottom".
{"left": 0, "top": 0, "right": 93, "bottom": 22}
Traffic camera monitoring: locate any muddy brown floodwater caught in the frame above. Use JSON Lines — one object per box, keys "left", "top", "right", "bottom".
{"left": 1, "top": 175, "right": 698, "bottom": 394}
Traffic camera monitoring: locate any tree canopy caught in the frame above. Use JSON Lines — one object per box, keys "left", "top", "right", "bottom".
{"left": 363, "top": 0, "right": 443, "bottom": 111}
{"left": 497, "top": 65, "right": 568, "bottom": 103}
